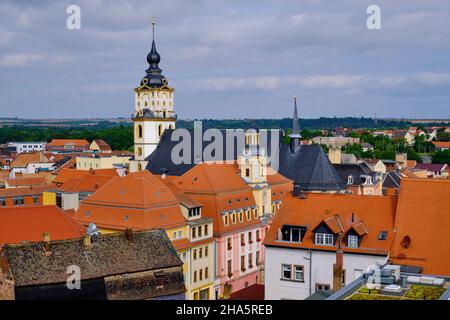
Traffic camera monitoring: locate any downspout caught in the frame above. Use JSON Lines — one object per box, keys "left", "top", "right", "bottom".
{"left": 309, "top": 249, "right": 312, "bottom": 296}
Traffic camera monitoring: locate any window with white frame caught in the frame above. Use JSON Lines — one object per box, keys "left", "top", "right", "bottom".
{"left": 347, "top": 175, "right": 354, "bottom": 184}
{"left": 315, "top": 233, "right": 333, "bottom": 245}
{"left": 294, "top": 265, "right": 304, "bottom": 282}
{"left": 281, "top": 264, "right": 292, "bottom": 280}
{"left": 347, "top": 235, "right": 358, "bottom": 248}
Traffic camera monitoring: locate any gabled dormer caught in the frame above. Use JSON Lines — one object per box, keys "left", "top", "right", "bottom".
{"left": 344, "top": 221, "right": 368, "bottom": 249}
{"left": 312, "top": 215, "right": 344, "bottom": 246}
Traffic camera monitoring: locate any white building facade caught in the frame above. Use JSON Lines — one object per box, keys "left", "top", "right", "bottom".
{"left": 7, "top": 142, "right": 46, "bottom": 154}
{"left": 264, "top": 246, "right": 387, "bottom": 300}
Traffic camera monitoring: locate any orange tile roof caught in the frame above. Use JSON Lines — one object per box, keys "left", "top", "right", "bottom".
{"left": 0, "top": 185, "right": 54, "bottom": 198}
{"left": 351, "top": 221, "right": 368, "bottom": 236}
{"left": 0, "top": 205, "right": 85, "bottom": 245}
{"left": 390, "top": 178, "right": 450, "bottom": 276}
{"left": 92, "top": 139, "right": 112, "bottom": 151}
{"left": 406, "top": 160, "right": 417, "bottom": 168}
{"left": 432, "top": 141, "right": 450, "bottom": 149}
{"left": 173, "top": 162, "right": 249, "bottom": 194}
{"left": 48, "top": 139, "right": 90, "bottom": 147}
{"left": 9, "top": 152, "right": 50, "bottom": 168}
{"left": 53, "top": 168, "right": 119, "bottom": 185}
{"left": 264, "top": 193, "right": 398, "bottom": 255}
{"left": 323, "top": 215, "right": 344, "bottom": 234}
{"left": 57, "top": 175, "right": 116, "bottom": 193}
{"left": 162, "top": 179, "right": 202, "bottom": 209}
{"left": 4, "top": 177, "right": 48, "bottom": 187}
{"left": 75, "top": 171, "right": 186, "bottom": 230}
{"left": 173, "top": 163, "right": 261, "bottom": 235}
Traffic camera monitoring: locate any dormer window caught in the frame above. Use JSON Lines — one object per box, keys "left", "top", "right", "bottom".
{"left": 315, "top": 233, "right": 333, "bottom": 246}
{"left": 378, "top": 231, "right": 388, "bottom": 240}
{"left": 347, "top": 235, "right": 358, "bottom": 248}
{"left": 281, "top": 226, "right": 306, "bottom": 242}
{"left": 223, "top": 214, "right": 229, "bottom": 226}
{"left": 347, "top": 175, "right": 354, "bottom": 184}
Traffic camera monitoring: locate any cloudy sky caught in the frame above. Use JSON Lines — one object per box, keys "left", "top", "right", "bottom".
{"left": 0, "top": 0, "right": 449, "bottom": 119}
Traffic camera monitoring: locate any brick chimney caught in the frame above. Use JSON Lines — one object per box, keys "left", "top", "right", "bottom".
{"left": 333, "top": 233, "right": 344, "bottom": 293}
{"left": 125, "top": 228, "right": 133, "bottom": 242}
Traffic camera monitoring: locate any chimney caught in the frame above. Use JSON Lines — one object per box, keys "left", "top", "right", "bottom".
{"left": 333, "top": 233, "right": 344, "bottom": 293}
{"left": 125, "top": 228, "right": 133, "bottom": 242}
{"left": 83, "top": 235, "right": 92, "bottom": 247}
{"left": 328, "top": 146, "right": 341, "bottom": 164}
{"left": 43, "top": 232, "right": 51, "bottom": 253}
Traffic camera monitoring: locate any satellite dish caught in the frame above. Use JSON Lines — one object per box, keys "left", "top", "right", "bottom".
{"left": 86, "top": 223, "right": 100, "bottom": 236}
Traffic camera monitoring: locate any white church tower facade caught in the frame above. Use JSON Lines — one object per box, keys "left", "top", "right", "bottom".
{"left": 130, "top": 21, "right": 176, "bottom": 172}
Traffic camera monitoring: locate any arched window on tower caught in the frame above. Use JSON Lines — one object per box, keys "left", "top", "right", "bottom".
{"left": 163, "top": 111, "right": 166, "bottom": 118}
{"left": 138, "top": 125, "right": 143, "bottom": 138}
{"left": 158, "top": 124, "right": 163, "bottom": 137}
{"left": 138, "top": 163, "right": 142, "bottom": 171}
{"left": 169, "top": 124, "right": 174, "bottom": 130}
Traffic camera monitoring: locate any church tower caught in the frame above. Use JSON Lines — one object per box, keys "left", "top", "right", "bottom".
{"left": 130, "top": 20, "right": 176, "bottom": 172}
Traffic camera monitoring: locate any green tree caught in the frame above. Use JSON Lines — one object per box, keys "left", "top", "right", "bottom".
{"left": 432, "top": 150, "right": 450, "bottom": 165}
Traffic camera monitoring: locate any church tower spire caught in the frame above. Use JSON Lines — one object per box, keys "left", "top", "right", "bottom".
{"left": 290, "top": 96, "right": 301, "bottom": 152}
{"left": 130, "top": 20, "right": 176, "bottom": 172}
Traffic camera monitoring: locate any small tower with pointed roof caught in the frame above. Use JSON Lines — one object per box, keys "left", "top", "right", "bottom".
{"left": 290, "top": 96, "right": 301, "bottom": 152}
{"left": 130, "top": 20, "right": 176, "bottom": 172}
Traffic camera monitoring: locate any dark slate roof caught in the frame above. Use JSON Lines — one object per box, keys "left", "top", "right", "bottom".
{"left": 382, "top": 171, "right": 401, "bottom": 189}
{"left": 145, "top": 128, "right": 281, "bottom": 176}
{"left": 278, "top": 144, "right": 346, "bottom": 192}
{"left": 2, "top": 229, "right": 183, "bottom": 288}
{"left": 333, "top": 163, "right": 375, "bottom": 186}
{"left": 146, "top": 129, "right": 345, "bottom": 192}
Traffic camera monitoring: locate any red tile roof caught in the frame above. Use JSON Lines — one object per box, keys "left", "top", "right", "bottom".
{"left": 432, "top": 141, "right": 450, "bottom": 149}
{"left": 0, "top": 205, "right": 85, "bottom": 245}
{"left": 390, "top": 178, "right": 450, "bottom": 276}
{"left": 415, "top": 163, "right": 447, "bottom": 172}
{"left": 230, "top": 284, "right": 264, "bottom": 300}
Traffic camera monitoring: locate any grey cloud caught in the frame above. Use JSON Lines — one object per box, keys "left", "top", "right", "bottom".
{"left": 0, "top": 0, "right": 449, "bottom": 119}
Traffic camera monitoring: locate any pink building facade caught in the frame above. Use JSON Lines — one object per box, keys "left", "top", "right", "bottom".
{"left": 215, "top": 225, "right": 266, "bottom": 297}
